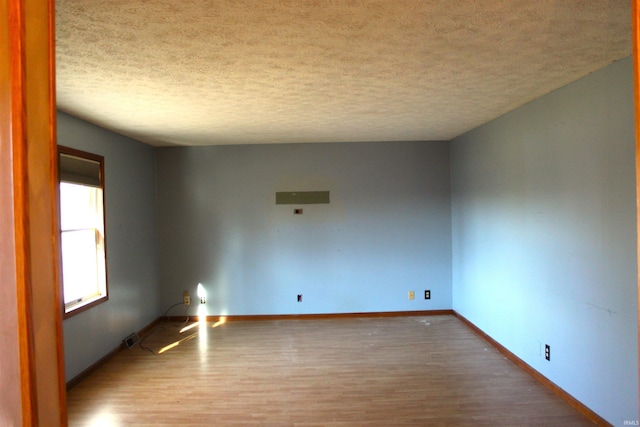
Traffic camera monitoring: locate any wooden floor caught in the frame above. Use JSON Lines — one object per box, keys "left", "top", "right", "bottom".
{"left": 67, "top": 315, "right": 594, "bottom": 426}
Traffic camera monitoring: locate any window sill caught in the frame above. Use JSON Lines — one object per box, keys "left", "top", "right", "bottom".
{"left": 63, "top": 294, "right": 108, "bottom": 319}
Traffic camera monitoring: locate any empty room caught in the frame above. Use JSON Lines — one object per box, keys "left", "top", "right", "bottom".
{"left": 2, "top": 1, "right": 639, "bottom": 426}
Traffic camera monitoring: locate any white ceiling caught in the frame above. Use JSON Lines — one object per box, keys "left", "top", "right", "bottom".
{"left": 55, "top": 1, "right": 632, "bottom": 147}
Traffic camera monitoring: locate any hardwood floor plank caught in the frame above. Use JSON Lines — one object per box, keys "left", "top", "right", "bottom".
{"left": 67, "top": 315, "right": 595, "bottom": 426}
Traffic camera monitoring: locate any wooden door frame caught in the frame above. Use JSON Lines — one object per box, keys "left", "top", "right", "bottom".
{"left": 0, "top": 0, "right": 66, "bottom": 425}
{"left": 634, "top": 0, "right": 640, "bottom": 417}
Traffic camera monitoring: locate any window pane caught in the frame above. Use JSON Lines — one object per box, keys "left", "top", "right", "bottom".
{"left": 60, "top": 182, "right": 103, "bottom": 232}
{"left": 61, "top": 229, "right": 100, "bottom": 304}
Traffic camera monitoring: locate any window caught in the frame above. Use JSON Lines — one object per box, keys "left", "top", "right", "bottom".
{"left": 58, "top": 146, "right": 108, "bottom": 317}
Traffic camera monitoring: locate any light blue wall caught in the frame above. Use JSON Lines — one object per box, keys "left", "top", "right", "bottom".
{"left": 57, "top": 112, "right": 160, "bottom": 382}
{"left": 156, "top": 142, "right": 452, "bottom": 316}
{"left": 450, "top": 57, "right": 638, "bottom": 424}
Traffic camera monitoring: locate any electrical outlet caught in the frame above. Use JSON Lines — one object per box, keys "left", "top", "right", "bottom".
{"left": 424, "top": 290, "right": 431, "bottom": 300}
{"left": 183, "top": 291, "right": 191, "bottom": 305}
{"left": 200, "top": 296, "right": 206, "bottom": 304}
{"left": 408, "top": 291, "right": 415, "bottom": 300}
{"left": 545, "top": 344, "right": 550, "bottom": 361}
{"left": 297, "top": 294, "right": 302, "bottom": 302}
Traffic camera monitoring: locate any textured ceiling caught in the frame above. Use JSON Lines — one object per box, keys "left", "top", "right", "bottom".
{"left": 55, "top": 1, "right": 631, "bottom": 147}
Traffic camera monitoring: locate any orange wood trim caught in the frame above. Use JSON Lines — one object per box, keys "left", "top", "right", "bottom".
{"left": 3, "top": 0, "right": 66, "bottom": 424}
{"left": 1, "top": 1, "right": 30, "bottom": 425}
{"left": 66, "top": 318, "right": 159, "bottom": 390}
{"left": 25, "top": 0, "right": 66, "bottom": 419}
{"left": 634, "top": 0, "right": 640, "bottom": 417}
{"left": 453, "top": 312, "right": 610, "bottom": 426}
{"left": 49, "top": 0, "right": 68, "bottom": 421}
{"left": 162, "top": 309, "right": 455, "bottom": 323}
{"left": 9, "top": 0, "right": 38, "bottom": 424}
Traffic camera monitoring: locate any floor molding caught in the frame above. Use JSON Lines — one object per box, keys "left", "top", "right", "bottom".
{"left": 161, "top": 309, "right": 454, "bottom": 323}
{"left": 453, "top": 311, "right": 610, "bottom": 427}
{"left": 66, "top": 318, "right": 159, "bottom": 390}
